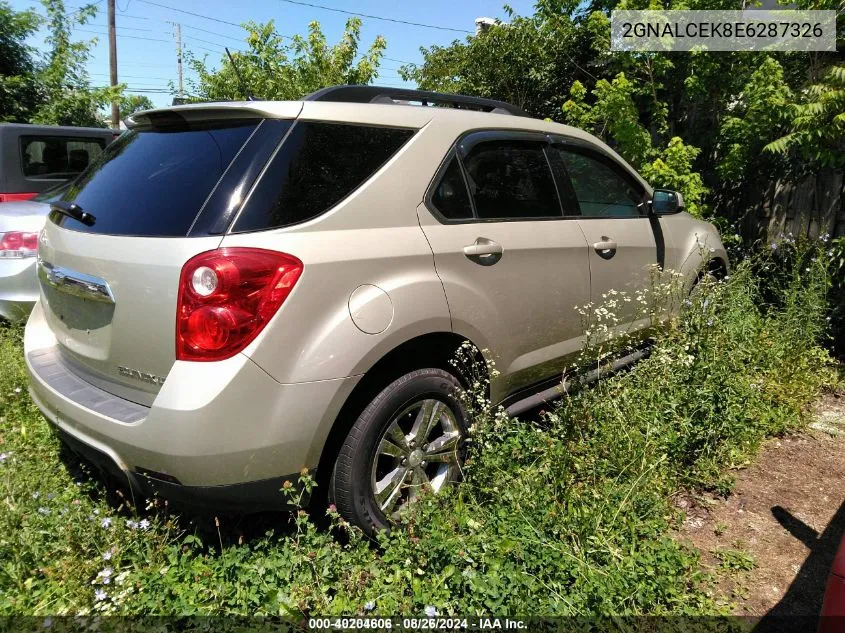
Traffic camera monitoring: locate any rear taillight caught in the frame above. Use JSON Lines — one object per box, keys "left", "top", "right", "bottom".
{"left": 0, "top": 193, "right": 38, "bottom": 203}
{"left": 176, "top": 248, "right": 303, "bottom": 362}
{"left": 0, "top": 232, "right": 39, "bottom": 258}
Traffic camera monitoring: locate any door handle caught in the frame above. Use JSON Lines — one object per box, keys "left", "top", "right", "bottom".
{"left": 463, "top": 238, "right": 503, "bottom": 266}
{"left": 592, "top": 237, "right": 617, "bottom": 259}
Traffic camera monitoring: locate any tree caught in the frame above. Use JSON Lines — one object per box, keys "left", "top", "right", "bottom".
{"left": 119, "top": 94, "right": 155, "bottom": 120}
{"left": 716, "top": 57, "right": 793, "bottom": 184}
{"left": 188, "top": 18, "right": 386, "bottom": 102}
{"left": 0, "top": 1, "right": 41, "bottom": 122}
{"left": 766, "top": 64, "right": 845, "bottom": 170}
{"left": 31, "top": 0, "right": 121, "bottom": 127}
{"left": 563, "top": 74, "right": 652, "bottom": 169}
{"left": 400, "top": 9, "right": 593, "bottom": 119}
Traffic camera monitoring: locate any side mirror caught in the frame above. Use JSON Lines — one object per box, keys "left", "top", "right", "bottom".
{"left": 650, "top": 189, "right": 684, "bottom": 215}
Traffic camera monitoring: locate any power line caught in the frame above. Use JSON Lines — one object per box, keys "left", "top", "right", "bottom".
{"left": 134, "top": 0, "right": 242, "bottom": 29}
{"left": 88, "top": 23, "right": 155, "bottom": 32}
{"left": 83, "top": 22, "right": 245, "bottom": 52}
{"left": 134, "top": 0, "right": 296, "bottom": 40}
{"left": 114, "top": 12, "right": 150, "bottom": 20}
{"left": 68, "top": 0, "right": 103, "bottom": 17}
{"left": 115, "top": 60, "right": 178, "bottom": 67}
{"left": 182, "top": 34, "right": 238, "bottom": 50}
{"left": 276, "top": 0, "right": 472, "bottom": 34}
{"left": 91, "top": 72, "right": 174, "bottom": 80}
{"left": 95, "top": 86, "right": 173, "bottom": 93}
{"left": 384, "top": 56, "right": 416, "bottom": 65}
{"left": 78, "top": 28, "right": 222, "bottom": 53}
{"left": 180, "top": 23, "right": 244, "bottom": 43}
{"left": 77, "top": 27, "right": 170, "bottom": 42}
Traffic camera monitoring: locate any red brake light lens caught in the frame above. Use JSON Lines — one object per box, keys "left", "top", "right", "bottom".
{"left": 0, "top": 231, "right": 39, "bottom": 258}
{"left": 176, "top": 248, "right": 303, "bottom": 362}
{"left": 0, "top": 193, "right": 38, "bottom": 203}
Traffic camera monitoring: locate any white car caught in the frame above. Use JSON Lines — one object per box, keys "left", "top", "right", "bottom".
{"left": 0, "top": 185, "right": 66, "bottom": 321}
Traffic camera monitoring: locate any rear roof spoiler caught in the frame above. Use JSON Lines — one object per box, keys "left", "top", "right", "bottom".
{"left": 125, "top": 102, "right": 303, "bottom": 129}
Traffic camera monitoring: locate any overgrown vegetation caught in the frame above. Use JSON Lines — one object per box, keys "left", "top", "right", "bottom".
{"left": 0, "top": 241, "right": 835, "bottom": 615}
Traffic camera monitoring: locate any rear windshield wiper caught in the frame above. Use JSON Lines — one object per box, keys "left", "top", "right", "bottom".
{"left": 51, "top": 201, "right": 96, "bottom": 227}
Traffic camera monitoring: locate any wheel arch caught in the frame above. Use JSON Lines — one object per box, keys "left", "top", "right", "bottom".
{"left": 311, "top": 331, "right": 485, "bottom": 500}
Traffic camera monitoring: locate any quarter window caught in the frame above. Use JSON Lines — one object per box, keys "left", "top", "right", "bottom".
{"left": 462, "top": 140, "right": 560, "bottom": 220}
{"left": 233, "top": 122, "right": 414, "bottom": 232}
{"left": 555, "top": 148, "right": 644, "bottom": 218}
{"left": 430, "top": 156, "right": 473, "bottom": 220}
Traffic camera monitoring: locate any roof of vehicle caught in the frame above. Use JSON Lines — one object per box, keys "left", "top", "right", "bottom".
{"left": 124, "top": 85, "right": 651, "bottom": 192}
{"left": 0, "top": 123, "right": 119, "bottom": 135}
{"left": 125, "top": 98, "right": 593, "bottom": 140}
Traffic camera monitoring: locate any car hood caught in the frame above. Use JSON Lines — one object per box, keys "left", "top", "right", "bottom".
{"left": 0, "top": 200, "right": 50, "bottom": 233}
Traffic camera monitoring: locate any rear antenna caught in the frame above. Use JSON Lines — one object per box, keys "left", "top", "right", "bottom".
{"left": 225, "top": 47, "right": 255, "bottom": 101}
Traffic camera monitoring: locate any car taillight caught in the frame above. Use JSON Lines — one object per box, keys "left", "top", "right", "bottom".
{"left": 0, "top": 231, "right": 39, "bottom": 258}
{"left": 176, "top": 248, "right": 303, "bottom": 362}
{"left": 0, "top": 193, "right": 38, "bottom": 203}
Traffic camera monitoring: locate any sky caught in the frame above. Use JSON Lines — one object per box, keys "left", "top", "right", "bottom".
{"left": 9, "top": 0, "right": 537, "bottom": 109}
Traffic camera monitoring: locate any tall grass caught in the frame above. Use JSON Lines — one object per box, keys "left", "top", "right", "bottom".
{"left": 0, "top": 240, "right": 836, "bottom": 616}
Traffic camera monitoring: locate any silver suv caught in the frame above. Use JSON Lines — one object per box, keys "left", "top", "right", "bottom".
{"left": 24, "top": 86, "right": 727, "bottom": 532}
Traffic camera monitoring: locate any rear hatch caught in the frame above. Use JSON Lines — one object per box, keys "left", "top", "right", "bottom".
{"left": 36, "top": 104, "right": 299, "bottom": 406}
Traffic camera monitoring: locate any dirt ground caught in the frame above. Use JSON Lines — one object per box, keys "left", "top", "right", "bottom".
{"left": 677, "top": 388, "right": 845, "bottom": 616}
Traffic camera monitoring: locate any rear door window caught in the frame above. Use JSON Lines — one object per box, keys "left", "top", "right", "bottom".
{"left": 53, "top": 120, "right": 259, "bottom": 236}
{"left": 232, "top": 122, "right": 414, "bottom": 232}
{"left": 462, "top": 140, "right": 561, "bottom": 220}
{"left": 21, "top": 136, "right": 105, "bottom": 180}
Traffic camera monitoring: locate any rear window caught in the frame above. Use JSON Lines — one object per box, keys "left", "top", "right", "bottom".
{"left": 53, "top": 120, "right": 258, "bottom": 236}
{"left": 232, "top": 122, "right": 414, "bottom": 232}
{"left": 21, "top": 136, "right": 105, "bottom": 179}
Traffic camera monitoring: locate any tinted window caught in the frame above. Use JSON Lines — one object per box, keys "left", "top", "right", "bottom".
{"left": 431, "top": 156, "right": 472, "bottom": 220}
{"left": 556, "top": 148, "right": 644, "bottom": 218}
{"left": 54, "top": 120, "right": 258, "bottom": 236}
{"left": 233, "top": 122, "right": 414, "bottom": 232}
{"left": 21, "top": 136, "right": 105, "bottom": 179}
{"left": 462, "top": 141, "right": 560, "bottom": 220}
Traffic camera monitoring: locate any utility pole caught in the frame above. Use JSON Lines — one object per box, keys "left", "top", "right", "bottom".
{"left": 175, "top": 22, "right": 184, "bottom": 100}
{"left": 107, "top": 0, "right": 119, "bottom": 128}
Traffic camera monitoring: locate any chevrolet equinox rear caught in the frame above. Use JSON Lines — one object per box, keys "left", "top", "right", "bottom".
{"left": 25, "top": 86, "right": 727, "bottom": 532}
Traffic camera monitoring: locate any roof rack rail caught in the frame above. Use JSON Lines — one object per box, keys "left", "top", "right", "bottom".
{"left": 304, "top": 85, "right": 532, "bottom": 118}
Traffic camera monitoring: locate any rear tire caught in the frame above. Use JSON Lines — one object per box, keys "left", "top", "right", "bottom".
{"left": 329, "top": 368, "right": 467, "bottom": 534}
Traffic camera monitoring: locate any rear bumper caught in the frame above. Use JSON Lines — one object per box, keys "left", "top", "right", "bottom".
{"left": 24, "top": 301, "right": 359, "bottom": 512}
{"left": 0, "top": 257, "right": 38, "bottom": 321}
{"left": 54, "top": 424, "right": 301, "bottom": 513}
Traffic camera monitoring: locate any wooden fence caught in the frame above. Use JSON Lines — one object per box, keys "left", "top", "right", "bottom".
{"left": 725, "top": 168, "right": 845, "bottom": 241}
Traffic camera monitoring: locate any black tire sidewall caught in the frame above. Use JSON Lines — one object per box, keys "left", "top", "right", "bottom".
{"left": 333, "top": 369, "right": 467, "bottom": 534}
